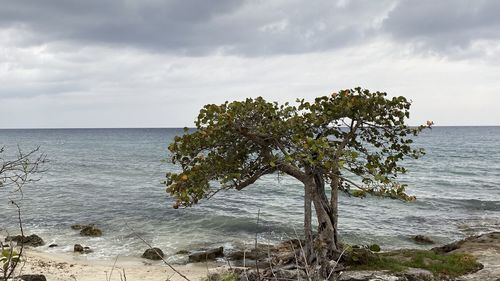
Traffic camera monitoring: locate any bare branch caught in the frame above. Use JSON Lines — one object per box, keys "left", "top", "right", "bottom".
{"left": 0, "top": 146, "right": 47, "bottom": 192}
{"left": 125, "top": 224, "right": 191, "bottom": 281}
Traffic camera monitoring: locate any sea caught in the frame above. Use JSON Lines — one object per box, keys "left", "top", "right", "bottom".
{"left": 0, "top": 127, "right": 499, "bottom": 262}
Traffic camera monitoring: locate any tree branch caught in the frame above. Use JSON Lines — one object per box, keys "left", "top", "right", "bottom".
{"left": 235, "top": 165, "right": 277, "bottom": 190}
{"left": 278, "top": 162, "right": 308, "bottom": 183}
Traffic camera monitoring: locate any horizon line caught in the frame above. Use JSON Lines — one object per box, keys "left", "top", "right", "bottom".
{"left": 1, "top": 125, "right": 500, "bottom": 130}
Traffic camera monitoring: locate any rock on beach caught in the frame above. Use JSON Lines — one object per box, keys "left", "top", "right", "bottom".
{"left": 5, "top": 234, "right": 45, "bottom": 247}
{"left": 189, "top": 246, "right": 224, "bottom": 262}
{"left": 142, "top": 247, "right": 165, "bottom": 260}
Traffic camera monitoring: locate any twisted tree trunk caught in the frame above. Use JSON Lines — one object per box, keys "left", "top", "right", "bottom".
{"left": 282, "top": 164, "right": 340, "bottom": 279}
{"left": 305, "top": 177, "right": 340, "bottom": 280}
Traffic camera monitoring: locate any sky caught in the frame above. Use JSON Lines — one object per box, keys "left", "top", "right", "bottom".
{"left": 0, "top": 0, "right": 499, "bottom": 128}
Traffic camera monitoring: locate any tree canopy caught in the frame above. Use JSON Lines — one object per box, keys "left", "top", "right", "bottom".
{"left": 165, "top": 88, "right": 430, "bottom": 207}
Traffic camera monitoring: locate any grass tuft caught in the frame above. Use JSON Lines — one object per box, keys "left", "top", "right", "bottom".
{"left": 349, "top": 249, "right": 482, "bottom": 278}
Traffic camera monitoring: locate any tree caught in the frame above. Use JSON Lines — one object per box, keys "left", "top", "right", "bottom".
{"left": 0, "top": 146, "right": 46, "bottom": 280}
{"left": 164, "top": 88, "right": 431, "bottom": 279}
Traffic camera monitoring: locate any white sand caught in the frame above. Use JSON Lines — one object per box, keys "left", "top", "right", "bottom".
{"left": 15, "top": 249, "right": 218, "bottom": 281}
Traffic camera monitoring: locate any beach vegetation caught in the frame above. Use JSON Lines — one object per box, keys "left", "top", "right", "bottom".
{"left": 348, "top": 249, "right": 482, "bottom": 278}
{"left": 0, "top": 249, "right": 20, "bottom": 275}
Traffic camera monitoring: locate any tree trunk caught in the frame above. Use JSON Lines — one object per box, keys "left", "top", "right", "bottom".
{"left": 306, "top": 178, "right": 339, "bottom": 279}
{"left": 304, "top": 183, "right": 314, "bottom": 264}
{"left": 331, "top": 175, "right": 340, "bottom": 249}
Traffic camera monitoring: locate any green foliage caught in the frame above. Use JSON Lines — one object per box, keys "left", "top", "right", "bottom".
{"left": 344, "top": 246, "right": 376, "bottom": 264}
{"left": 369, "top": 244, "right": 381, "bottom": 252}
{"left": 164, "top": 88, "right": 431, "bottom": 208}
{"left": 349, "top": 254, "right": 407, "bottom": 272}
{"left": 0, "top": 249, "right": 20, "bottom": 273}
{"left": 349, "top": 249, "right": 482, "bottom": 278}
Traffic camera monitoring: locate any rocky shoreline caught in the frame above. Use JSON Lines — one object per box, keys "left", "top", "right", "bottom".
{"left": 206, "top": 232, "right": 500, "bottom": 281}
{"left": 3, "top": 230, "right": 499, "bottom": 280}
{"left": 343, "top": 232, "right": 500, "bottom": 280}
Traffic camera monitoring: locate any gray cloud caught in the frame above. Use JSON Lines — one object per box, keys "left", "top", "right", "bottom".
{"left": 1, "top": 0, "right": 500, "bottom": 128}
{"left": 1, "top": 0, "right": 500, "bottom": 56}
{"left": 0, "top": 0, "right": 395, "bottom": 55}
{"left": 382, "top": 0, "right": 500, "bottom": 52}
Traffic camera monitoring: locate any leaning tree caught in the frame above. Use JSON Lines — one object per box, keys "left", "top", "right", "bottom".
{"left": 164, "top": 88, "right": 431, "bottom": 278}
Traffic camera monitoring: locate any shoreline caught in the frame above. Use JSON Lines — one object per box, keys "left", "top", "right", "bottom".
{"left": 10, "top": 232, "right": 500, "bottom": 281}
{"left": 18, "top": 248, "right": 218, "bottom": 281}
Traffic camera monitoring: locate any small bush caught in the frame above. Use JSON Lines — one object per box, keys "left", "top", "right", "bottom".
{"left": 369, "top": 244, "right": 381, "bottom": 252}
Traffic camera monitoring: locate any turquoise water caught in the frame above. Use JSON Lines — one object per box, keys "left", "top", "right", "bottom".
{"left": 0, "top": 127, "right": 499, "bottom": 260}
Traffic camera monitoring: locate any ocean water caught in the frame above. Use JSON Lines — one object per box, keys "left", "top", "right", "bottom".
{"left": 0, "top": 127, "right": 499, "bottom": 261}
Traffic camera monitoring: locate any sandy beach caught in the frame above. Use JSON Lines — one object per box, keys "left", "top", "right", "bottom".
{"left": 14, "top": 232, "right": 500, "bottom": 281}
{"left": 15, "top": 249, "right": 217, "bottom": 281}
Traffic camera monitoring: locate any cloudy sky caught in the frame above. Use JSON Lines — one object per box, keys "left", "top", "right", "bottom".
{"left": 0, "top": 0, "right": 499, "bottom": 128}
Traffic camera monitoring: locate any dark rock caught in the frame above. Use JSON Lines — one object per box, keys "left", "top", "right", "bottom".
{"left": 339, "top": 269, "right": 435, "bottom": 281}
{"left": 18, "top": 274, "right": 47, "bottom": 281}
{"left": 430, "top": 235, "right": 478, "bottom": 254}
{"left": 400, "top": 268, "right": 434, "bottom": 281}
{"left": 74, "top": 244, "right": 84, "bottom": 252}
{"left": 83, "top": 246, "right": 93, "bottom": 253}
{"left": 412, "top": 235, "right": 435, "bottom": 244}
{"left": 74, "top": 244, "right": 93, "bottom": 254}
{"left": 431, "top": 241, "right": 463, "bottom": 254}
{"left": 227, "top": 248, "right": 268, "bottom": 261}
{"left": 432, "top": 232, "right": 500, "bottom": 254}
{"left": 474, "top": 232, "right": 500, "bottom": 244}
{"left": 142, "top": 247, "right": 165, "bottom": 260}
{"left": 339, "top": 268, "right": 435, "bottom": 281}
{"left": 5, "top": 234, "right": 45, "bottom": 247}
{"left": 176, "top": 249, "right": 189, "bottom": 255}
{"left": 72, "top": 223, "right": 103, "bottom": 237}
{"left": 339, "top": 270, "right": 409, "bottom": 281}
{"left": 343, "top": 248, "right": 379, "bottom": 265}
{"left": 71, "top": 224, "right": 89, "bottom": 230}
{"left": 79, "top": 225, "right": 102, "bottom": 236}
{"left": 230, "top": 259, "right": 270, "bottom": 268}
{"left": 272, "top": 268, "right": 307, "bottom": 280}
{"left": 189, "top": 246, "right": 224, "bottom": 262}
{"left": 48, "top": 243, "right": 58, "bottom": 248}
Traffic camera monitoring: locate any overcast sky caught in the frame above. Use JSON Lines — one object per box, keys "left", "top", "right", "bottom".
{"left": 1, "top": 0, "right": 499, "bottom": 128}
